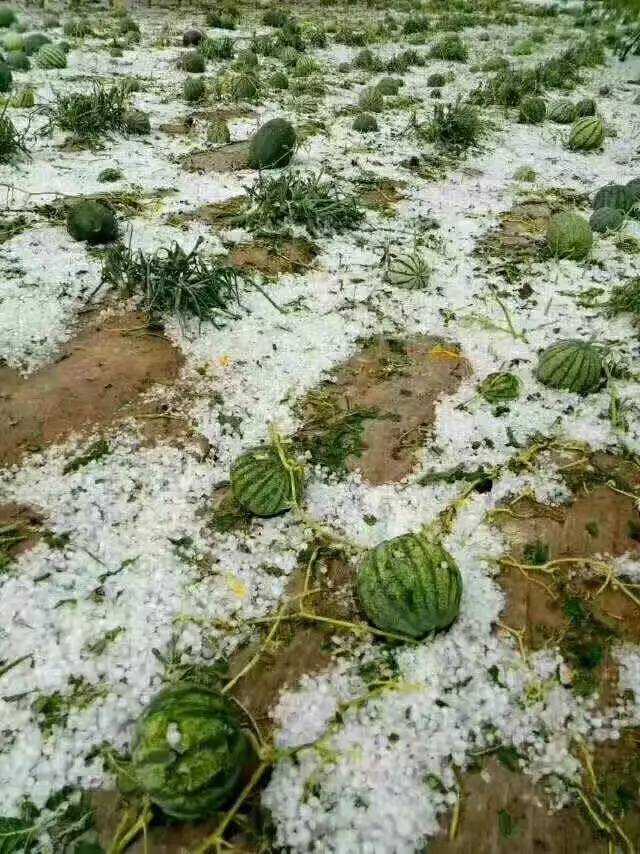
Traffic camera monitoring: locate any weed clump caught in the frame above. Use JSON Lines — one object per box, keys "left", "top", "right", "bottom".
{"left": 236, "top": 172, "right": 365, "bottom": 236}
{"left": 429, "top": 34, "right": 468, "bottom": 62}
{"left": 0, "top": 103, "right": 28, "bottom": 163}
{"left": 419, "top": 99, "right": 486, "bottom": 154}
{"left": 43, "top": 82, "right": 130, "bottom": 141}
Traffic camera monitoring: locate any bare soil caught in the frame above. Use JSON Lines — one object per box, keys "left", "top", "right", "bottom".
{"left": 180, "top": 141, "right": 251, "bottom": 173}
{"left": 229, "top": 237, "right": 317, "bottom": 275}
{"left": 0, "top": 312, "right": 183, "bottom": 466}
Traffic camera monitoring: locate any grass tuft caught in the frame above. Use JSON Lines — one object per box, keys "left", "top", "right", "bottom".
{"left": 606, "top": 278, "right": 640, "bottom": 318}
{"left": 419, "top": 98, "right": 486, "bottom": 154}
{"left": 0, "top": 102, "right": 29, "bottom": 163}
{"left": 42, "top": 81, "right": 130, "bottom": 142}
{"left": 236, "top": 171, "right": 365, "bottom": 236}
{"left": 102, "top": 237, "right": 254, "bottom": 328}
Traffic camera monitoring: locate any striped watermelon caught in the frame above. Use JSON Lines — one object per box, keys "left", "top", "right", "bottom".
{"left": 478, "top": 371, "right": 520, "bottom": 403}
{"left": 36, "top": 43, "right": 66, "bottom": 69}
{"left": 568, "top": 116, "right": 605, "bottom": 151}
{"left": 627, "top": 177, "right": 640, "bottom": 203}
{"left": 593, "top": 183, "right": 634, "bottom": 213}
{"left": 547, "top": 99, "right": 576, "bottom": 124}
{"left": 546, "top": 212, "right": 592, "bottom": 260}
{"left": 231, "top": 445, "right": 303, "bottom": 516}
{"left": 590, "top": 207, "right": 624, "bottom": 234}
{"left": 385, "top": 251, "right": 431, "bottom": 290}
{"left": 358, "top": 86, "right": 384, "bottom": 113}
{"left": 536, "top": 340, "right": 604, "bottom": 395}
{"left": 11, "top": 86, "right": 35, "bottom": 107}
{"left": 130, "top": 684, "right": 250, "bottom": 820}
{"left": 356, "top": 532, "right": 463, "bottom": 639}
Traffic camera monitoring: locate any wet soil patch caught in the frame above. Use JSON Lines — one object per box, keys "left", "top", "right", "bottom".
{"left": 180, "top": 141, "right": 251, "bottom": 173}
{"left": 229, "top": 236, "right": 318, "bottom": 276}
{"left": 0, "top": 312, "right": 183, "bottom": 467}
{"left": 354, "top": 175, "right": 406, "bottom": 213}
{"left": 165, "top": 196, "right": 246, "bottom": 231}
{"left": 295, "top": 336, "right": 470, "bottom": 484}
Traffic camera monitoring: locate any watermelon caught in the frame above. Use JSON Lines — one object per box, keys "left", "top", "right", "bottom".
{"left": 358, "top": 86, "right": 384, "bottom": 113}
{"left": 352, "top": 112, "right": 378, "bottom": 133}
{"left": 179, "top": 50, "right": 205, "bottom": 73}
{"left": 518, "top": 95, "right": 546, "bottom": 124}
{"left": 225, "top": 70, "right": 260, "bottom": 100}
{"left": 236, "top": 48, "right": 259, "bottom": 69}
{"left": 207, "top": 119, "right": 231, "bottom": 144}
{"left": 0, "top": 60, "right": 11, "bottom": 91}
{"left": 547, "top": 99, "right": 576, "bottom": 124}
{"left": 385, "top": 252, "right": 431, "bottom": 290}
{"left": 478, "top": 371, "right": 521, "bottom": 403}
{"left": 0, "top": 7, "right": 16, "bottom": 28}
{"left": 376, "top": 76, "right": 402, "bottom": 96}
{"left": 293, "top": 54, "right": 318, "bottom": 77}
{"left": 590, "top": 206, "right": 624, "bottom": 233}
{"left": 36, "top": 43, "right": 66, "bottom": 69}
{"left": 5, "top": 48, "right": 28, "bottom": 70}
{"left": 182, "top": 28, "right": 203, "bottom": 46}
{"left": 11, "top": 86, "right": 34, "bottom": 107}
{"left": 627, "top": 177, "right": 640, "bottom": 206}
{"left": 66, "top": 200, "right": 118, "bottom": 245}
{"left": 546, "top": 212, "right": 593, "bottom": 260}
{"left": 183, "top": 76, "right": 205, "bottom": 102}
{"left": 356, "top": 532, "right": 463, "bottom": 639}
{"left": 427, "top": 72, "right": 446, "bottom": 87}
{"left": 129, "top": 684, "right": 250, "bottom": 820}
{"left": 123, "top": 109, "right": 150, "bottom": 135}
{"left": 592, "top": 183, "right": 634, "bottom": 213}
{"left": 22, "top": 32, "right": 49, "bottom": 55}
{"left": 231, "top": 445, "right": 303, "bottom": 516}
{"left": 248, "top": 118, "right": 296, "bottom": 169}
{"left": 568, "top": 116, "right": 605, "bottom": 151}
{"left": 97, "top": 167, "right": 123, "bottom": 183}
{"left": 268, "top": 70, "right": 289, "bottom": 90}
{"left": 536, "top": 340, "right": 604, "bottom": 395}
{"left": 2, "top": 32, "right": 23, "bottom": 51}
{"left": 575, "top": 97, "right": 596, "bottom": 117}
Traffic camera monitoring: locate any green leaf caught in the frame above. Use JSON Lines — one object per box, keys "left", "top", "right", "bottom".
{"left": 496, "top": 745, "right": 521, "bottom": 772}
{"left": 498, "top": 809, "right": 517, "bottom": 838}
{"left": 0, "top": 816, "right": 38, "bottom": 854}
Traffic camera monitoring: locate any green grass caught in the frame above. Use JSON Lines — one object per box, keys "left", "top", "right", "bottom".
{"left": 63, "top": 439, "right": 111, "bottom": 475}
{"left": 236, "top": 171, "right": 365, "bottom": 236}
{"left": 42, "top": 81, "right": 130, "bottom": 141}
{"left": 0, "top": 103, "right": 28, "bottom": 163}
{"left": 606, "top": 278, "right": 640, "bottom": 318}
{"left": 419, "top": 99, "right": 486, "bottom": 154}
{"left": 429, "top": 34, "right": 468, "bottom": 62}
{"left": 102, "top": 237, "right": 252, "bottom": 328}
{"left": 32, "top": 678, "right": 106, "bottom": 735}
{"left": 0, "top": 523, "right": 27, "bottom": 574}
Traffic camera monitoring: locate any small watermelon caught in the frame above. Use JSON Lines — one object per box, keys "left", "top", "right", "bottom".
{"left": 129, "top": 684, "right": 250, "bottom": 820}
{"left": 593, "top": 183, "right": 634, "bottom": 213}
{"left": 123, "top": 109, "right": 150, "bottom": 135}
{"left": 22, "top": 32, "right": 50, "bottom": 55}
{"left": 235, "top": 48, "right": 259, "bottom": 69}
{"left": 207, "top": 119, "right": 231, "bottom": 144}
{"left": 248, "top": 117, "right": 296, "bottom": 169}
{"left": 231, "top": 445, "right": 303, "bottom": 516}
{"left": 590, "top": 206, "right": 624, "bottom": 234}
{"left": 182, "top": 28, "right": 203, "bottom": 46}
{"left": 356, "top": 532, "right": 463, "bottom": 639}
{"left": 11, "top": 86, "right": 34, "bottom": 107}
{"left": 293, "top": 54, "right": 318, "bottom": 77}
{"left": 376, "top": 76, "right": 402, "bottom": 95}
{"left": 478, "top": 371, "right": 521, "bottom": 404}
{"left": 183, "top": 76, "right": 205, "bottom": 102}
{"left": 568, "top": 116, "right": 605, "bottom": 151}
{"left": 66, "top": 200, "right": 118, "bottom": 245}
{"left": 547, "top": 99, "right": 576, "bottom": 124}
{"left": 385, "top": 252, "right": 431, "bottom": 290}
{"left": 0, "top": 7, "right": 16, "bottom": 28}
{"left": 5, "top": 48, "right": 28, "bottom": 70}
{"left": 627, "top": 177, "right": 640, "bottom": 205}
{"left": 179, "top": 50, "right": 205, "bottom": 73}
{"left": 518, "top": 95, "right": 546, "bottom": 124}
{"left": 536, "top": 340, "right": 604, "bottom": 395}
{"left": 36, "top": 43, "right": 66, "bottom": 69}
{"left": 2, "top": 32, "right": 23, "bottom": 51}
{"left": 268, "top": 70, "right": 289, "bottom": 90}
{"left": 352, "top": 112, "right": 378, "bottom": 133}
{"left": 575, "top": 97, "right": 596, "bottom": 117}
{"left": 546, "top": 212, "right": 593, "bottom": 260}
{"left": 0, "top": 60, "right": 11, "bottom": 91}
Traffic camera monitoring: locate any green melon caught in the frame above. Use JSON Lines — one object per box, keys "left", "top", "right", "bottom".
{"left": 293, "top": 54, "right": 318, "bottom": 77}
{"left": 36, "top": 43, "right": 66, "bottom": 69}
{"left": 547, "top": 99, "right": 576, "bottom": 124}
{"left": 427, "top": 72, "right": 446, "bottom": 88}
{"left": 5, "top": 48, "right": 28, "bottom": 70}
{"left": 225, "top": 70, "right": 260, "bottom": 100}
{"left": 248, "top": 117, "right": 296, "bottom": 169}
{"left": 231, "top": 445, "right": 303, "bottom": 516}
{"left": 358, "top": 86, "right": 384, "bottom": 113}
{"left": 385, "top": 252, "right": 431, "bottom": 290}
{"left": 11, "top": 86, "right": 34, "bottom": 107}
{"left": 98, "top": 167, "right": 123, "bottom": 183}
{"left": 123, "top": 109, "right": 150, "bottom": 135}
{"left": 589, "top": 207, "right": 624, "bottom": 234}
{"left": 352, "top": 112, "right": 378, "bottom": 133}
{"left": 568, "top": 116, "right": 605, "bottom": 151}
{"left": 236, "top": 48, "right": 258, "bottom": 68}
{"left": 478, "top": 371, "right": 521, "bottom": 403}
{"left": 179, "top": 50, "right": 205, "bottom": 73}
{"left": 593, "top": 183, "right": 634, "bottom": 213}
{"left": 183, "top": 76, "right": 205, "bottom": 102}
{"left": 376, "top": 76, "right": 402, "bottom": 96}
{"left": 22, "top": 32, "right": 49, "bottom": 55}
{"left": 575, "top": 97, "right": 596, "bottom": 117}
{"left": 2, "top": 32, "right": 23, "bottom": 51}
{"left": 546, "top": 212, "right": 593, "bottom": 260}
{"left": 207, "top": 119, "right": 231, "bottom": 144}
{"left": 0, "top": 60, "right": 11, "bottom": 91}
{"left": 357, "top": 532, "right": 463, "bottom": 639}
{"left": 66, "top": 200, "right": 118, "bottom": 245}
{"left": 518, "top": 95, "right": 546, "bottom": 125}
{"left": 536, "top": 340, "right": 604, "bottom": 395}
{"left": 627, "top": 177, "right": 640, "bottom": 205}
{"left": 268, "top": 70, "right": 289, "bottom": 90}
{"left": 129, "top": 684, "right": 250, "bottom": 821}
{"left": 0, "top": 7, "right": 16, "bottom": 28}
